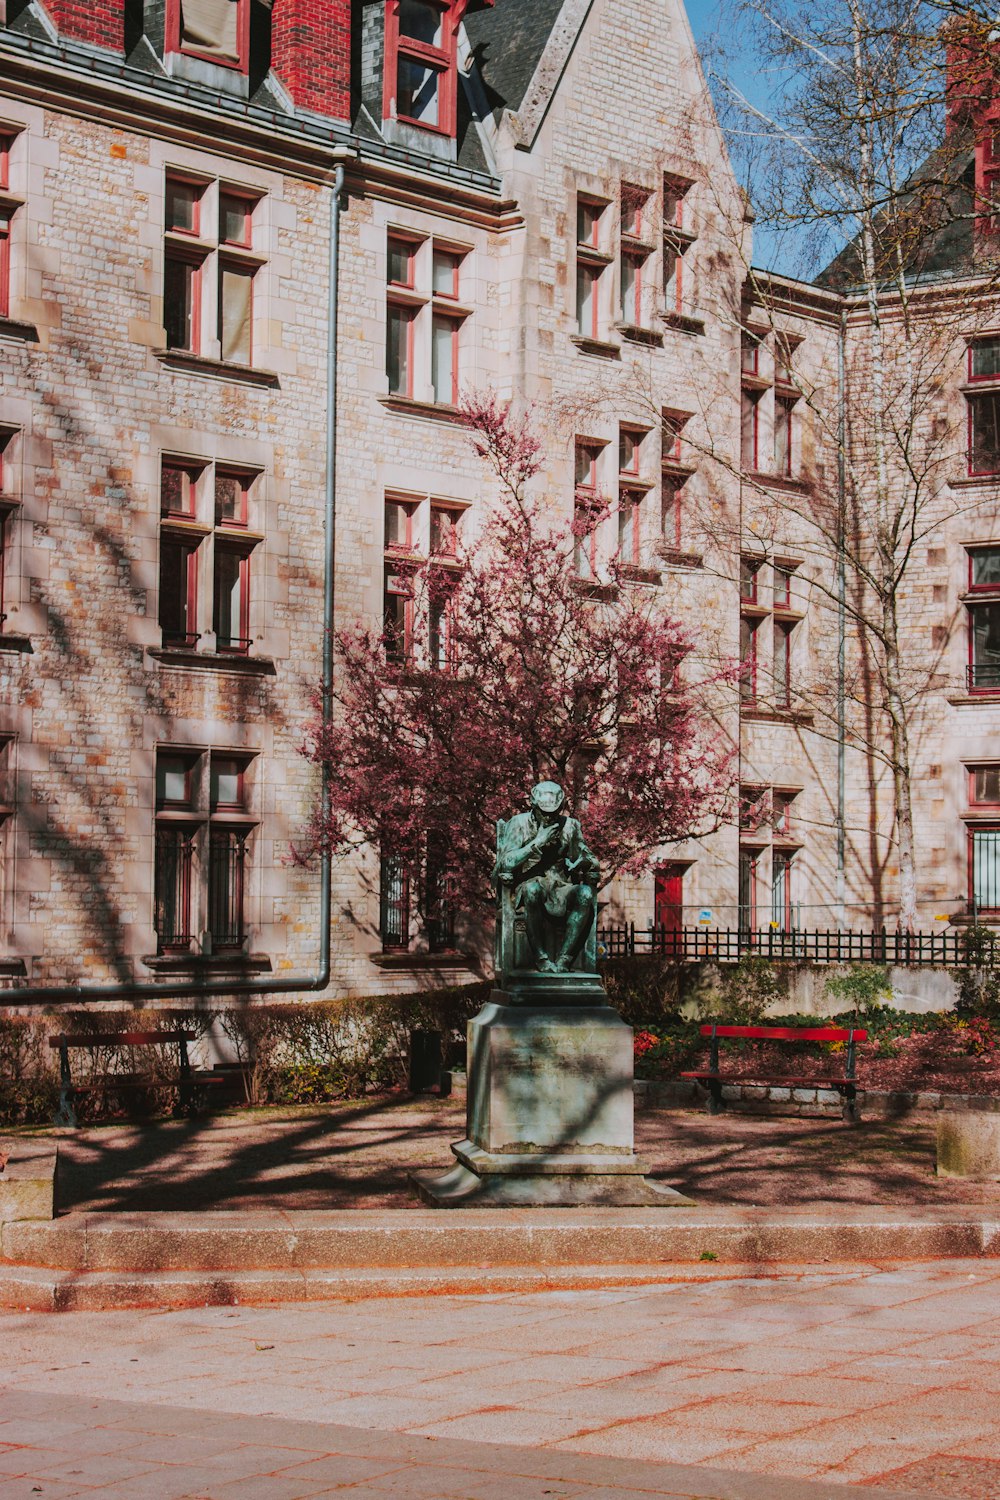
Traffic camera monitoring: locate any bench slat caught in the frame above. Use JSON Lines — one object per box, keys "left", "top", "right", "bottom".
{"left": 698, "top": 1025, "right": 866, "bottom": 1042}
{"left": 49, "top": 1031, "right": 199, "bottom": 1049}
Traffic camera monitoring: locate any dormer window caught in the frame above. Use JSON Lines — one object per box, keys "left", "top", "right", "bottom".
{"left": 166, "top": 0, "right": 250, "bottom": 72}
{"left": 385, "top": 0, "right": 457, "bottom": 136}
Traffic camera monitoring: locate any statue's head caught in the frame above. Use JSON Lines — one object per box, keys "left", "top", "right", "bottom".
{"left": 530, "top": 781, "right": 565, "bottom": 818}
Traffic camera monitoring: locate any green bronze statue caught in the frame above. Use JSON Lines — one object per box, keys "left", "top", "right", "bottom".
{"left": 493, "top": 781, "right": 600, "bottom": 975}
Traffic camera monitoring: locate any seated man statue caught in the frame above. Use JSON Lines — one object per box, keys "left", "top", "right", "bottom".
{"left": 493, "top": 780, "right": 600, "bottom": 973}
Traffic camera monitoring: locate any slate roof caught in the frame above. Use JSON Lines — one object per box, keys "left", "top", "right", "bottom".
{"left": 463, "top": 0, "right": 567, "bottom": 121}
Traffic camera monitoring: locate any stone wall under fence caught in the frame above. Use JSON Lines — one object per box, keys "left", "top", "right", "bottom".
{"left": 634, "top": 1079, "right": 998, "bottom": 1118}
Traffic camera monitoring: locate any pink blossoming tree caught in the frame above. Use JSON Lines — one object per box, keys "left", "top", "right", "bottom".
{"left": 304, "top": 394, "right": 734, "bottom": 941}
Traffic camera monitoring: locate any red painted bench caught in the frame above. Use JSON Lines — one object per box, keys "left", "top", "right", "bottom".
{"left": 680, "top": 1023, "right": 868, "bottom": 1123}
{"left": 49, "top": 1031, "right": 225, "bottom": 1129}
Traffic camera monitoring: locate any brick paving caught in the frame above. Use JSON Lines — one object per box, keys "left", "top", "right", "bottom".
{"left": 40, "top": 1097, "right": 1000, "bottom": 1214}
{"left": 1, "top": 1262, "right": 999, "bottom": 1496}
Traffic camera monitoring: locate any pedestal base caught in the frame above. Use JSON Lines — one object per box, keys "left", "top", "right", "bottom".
{"left": 412, "top": 997, "right": 694, "bottom": 1208}
{"left": 413, "top": 1140, "right": 693, "bottom": 1207}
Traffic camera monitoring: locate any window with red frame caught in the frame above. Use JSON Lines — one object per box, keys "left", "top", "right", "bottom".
{"left": 574, "top": 439, "right": 604, "bottom": 578}
{"left": 164, "top": 175, "right": 259, "bottom": 364}
{"left": 428, "top": 588, "right": 456, "bottom": 672}
{"left": 967, "top": 546, "right": 1000, "bottom": 691}
{"left": 738, "top": 847, "right": 759, "bottom": 932}
{"left": 772, "top": 790, "right": 797, "bottom": 836}
{"left": 970, "top": 764, "right": 1000, "bottom": 805}
{"left": 740, "top": 615, "right": 759, "bottom": 702}
{"left": 773, "top": 563, "right": 794, "bottom": 608}
{"left": 0, "top": 134, "right": 13, "bottom": 321}
{"left": 379, "top": 851, "right": 410, "bottom": 949}
{"left": 773, "top": 619, "right": 793, "bottom": 708}
{"left": 740, "top": 557, "right": 760, "bottom": 602}
{"left": 741, "top": 391, "right": 759, "bottom": 470}
{"left": 154, "top": 750, "right": 198, "bottom": 951}
{"left": 384, "top": 0, "right": 457, "bottom": 135}
{"left": 741, "top": 332, "right": 760, "bottom": 374}
{"left": 213, "top": 543, "right": 251, "bottom": 653}
{"left": 0, "top": 430, "right": 14, "bottom": 633}
{"left": 967, "top": 339, "right": 1000, "bottom": 475}
{"left": 771, "top": 848, "right": 795, "bottom": 931}
{"left": 661, "top": 475, "right": 683, "bottom": 550}
{"left": 158, "top": 460, "right": 202, "bottom": 648}
{"left": 969, "top": 826, "right": 1000, "bottom": 914}
{"left": 618, "top": 489, "right": 643, "bottom": 566}
{"left": 166, "top": 0, "right": 250, "bottom": 71}
{"left": 576, "top": 197, "right": 608, "bottom": 338}
{"left": 774, "top": 395, "right": 794, "bottom": 476}
{"left": 430, "top": 502, "right": 461, "bottom": 557}
{"left": 663, "top": 176, "right": 694, "bottom": 317}
{"left": 619, "top": 428, "right": 643, "bottom": 475}
{"left": 431, "top": 245, "right": 465, "bottom": 403}
{"left": 385, "top": 496, "right": 418, "bottom": 552}
{"left": 0, "top": 135, "right": 10, "bottom": 192}
{"left": 386, "top": 233, "right": 420, "bottom": 397}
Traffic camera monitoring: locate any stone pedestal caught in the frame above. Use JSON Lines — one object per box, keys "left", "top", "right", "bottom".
{"left": 0, "top": 1141, "right": 58, "bottom": 1222}
{"left": 413, "top": 998, "right": 693, "bottom": 1207}
{"left": 937, "top": 1109, "right": 1000, "bottom": 1179}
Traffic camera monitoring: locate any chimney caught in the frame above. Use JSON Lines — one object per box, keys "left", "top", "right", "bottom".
{"left": 271, "top": 0, "right": 351, "bottom": 120}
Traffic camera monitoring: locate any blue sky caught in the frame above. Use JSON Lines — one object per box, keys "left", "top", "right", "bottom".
{"left": 683, "top": 0, "right": 806, "bottom": 276}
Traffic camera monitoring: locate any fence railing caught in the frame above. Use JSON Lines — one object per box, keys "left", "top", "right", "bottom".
{"left": 597, "top": 924, "right": 991, "bottom": 967}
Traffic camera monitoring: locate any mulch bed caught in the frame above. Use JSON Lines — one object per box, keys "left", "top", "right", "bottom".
{"left": 673, "top": 1026, "right": 1000, "bottom": 1097}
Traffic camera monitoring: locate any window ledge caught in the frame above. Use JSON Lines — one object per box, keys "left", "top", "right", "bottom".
{"left": 743, "top": 470, "right": 810, "bottom": 493}
{"left": 951, "top": 473, "right": 1000, "bottom": 487}
{"left": 570, "top": 578, "right": 619, "bottom": 601}
{"left": 141, "top": 953, "right": 273, "bottom": 974}
{"left": 153, "top": 349, "right": 279, "bottom": 387}
{"left": 773, "top": 606, "right": 806, "bottom": 623}
{"left": 569, "top": 334, "right": 621, "bottom": 360}
{"left": 377, "top": 395, "right": 467, "bottom": 425}
{"left": 946, "top": 692, "right": 1000, "bottom": 706}
{"left": 617, "top": 563, "right": 662, "bottom": 585}
{"left": 0, "top": 317, "right": 39, "bottom": 343}
{"left": 739, "top": 602, "right": 770, "bottom": 619}
{"left": 657, "top": 547, "right": 704, "bottom": 570}
{"left": 661, "top": 310, "right": 705, "bottom": 336}
{"left": 741, "top": 707, "right": 815, "bottom": 726}
{"left": 661, "top": 459, "right": 696, "bottom": 481}
{"left": 615, "top": 321, "right": 663, "bottom": 348}
{"left": 0, "top": 633, "right": 33, "bottom": 653}
{"left": 148, "top": 647, "right": 276, "bottom": 675}
{"left": 368, "top": 950, "right": 477, "bottom": 971}
{"left": 741, "top": 372, "right": 771, "bottom": 393}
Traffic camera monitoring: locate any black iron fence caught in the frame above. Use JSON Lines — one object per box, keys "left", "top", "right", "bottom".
{"left": 597, "top": 924, "right": 991, "bottom": 967}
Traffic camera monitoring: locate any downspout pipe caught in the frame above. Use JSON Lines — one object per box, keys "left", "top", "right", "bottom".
{"left": 1, "top": 150, "right": 355, "bottom": 1008}
{"left": 836, "top": 302, "right": 847, "bottom": 928}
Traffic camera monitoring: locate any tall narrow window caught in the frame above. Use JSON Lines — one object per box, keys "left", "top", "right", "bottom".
{"left": 424, "top": 837, "right": 455, "bottom": 951}
{"left": 771, "top": 850, "right": 794, "bottom": 932}
{"left": 213, "top": 544, "right": 250, "bottom": 653}
{"left": 740, "top": 616, "right": 759, "bottom": 703}
{"left": 576, "top": 197, "right": 608, "bottom": 339}
{"left": 774, "top": 621, "right": 793, "bottom": 708}
{"left": 618, "top": 490, "right": 642, "bottom": 566}
{"left": 430, "top": 244, "right": 464, "bottom": 404}
{"left": 574, "top": 439, "right": 603, "bottom": 579}
{"left": 967, "top": 546, "right": 1000, "bottom": 691}
{"left": 0, "top": 209, "right": 10, "bottom": 321}
{"left": 207, "top": 754, "right": 251, "bottom": 951}
{"left": 774, "top": 396, "right": 794, "bottom": 476}
{"left": 164, "top": 177, "right": 205, "bottom": 354}
{"left": 662, "top": 176, "right": 695, "bottom": 320}
{"left": 741, "top": 392, "right": 759, "bottom": 471}
{"left": 738, "top": 848, "right": 759, "bottom": 933}
{"left": 154, "top": 752, "right": 197, "bottom": 952}
{"left": 386, "top": 233, "right": 419, "bottom": 397}
{"left": 158, "top": 461, "right": 202, "bottom": 648}
{"left": 380, "top": 852, "right": 410, "bottom": 949}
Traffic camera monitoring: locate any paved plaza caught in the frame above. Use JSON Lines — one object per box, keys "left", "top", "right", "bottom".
{"left": 2, "top": 1260, "right": 1000, "bottom": 1498}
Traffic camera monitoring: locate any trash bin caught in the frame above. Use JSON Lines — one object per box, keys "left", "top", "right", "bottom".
{"left": 408, "top": 1028, "right": 443, "bottom": 1093}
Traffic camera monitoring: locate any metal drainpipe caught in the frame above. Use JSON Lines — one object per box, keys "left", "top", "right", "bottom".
{"left": 1, "top": 150, "right": 355, "bottom": 1008}
{"left": 836, "top": 302, "right": 847, "bottom": 928}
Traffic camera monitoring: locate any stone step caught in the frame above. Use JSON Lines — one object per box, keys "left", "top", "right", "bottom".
{"left": 2, "top": 1206, "right": 998, "bottom": 1287}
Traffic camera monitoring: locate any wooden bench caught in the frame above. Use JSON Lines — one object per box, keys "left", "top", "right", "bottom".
{"left": 49, "top": 1031, "right": 225, "bottom": 1129}
{"left": 680, "top": 1023, "right": 868, "bottom": 1123}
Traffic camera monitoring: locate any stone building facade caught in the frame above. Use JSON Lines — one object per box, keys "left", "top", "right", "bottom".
{"left": 0, "top": 0, "right": 997, "bottom": 1006}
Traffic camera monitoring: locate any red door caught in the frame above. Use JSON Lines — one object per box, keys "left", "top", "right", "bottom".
{"left": 654, "top": 866, "right": 684, "bottom": 945}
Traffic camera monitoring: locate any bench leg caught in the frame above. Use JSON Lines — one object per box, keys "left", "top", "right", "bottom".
{"left": 706, "top": 1079, "right": 724, "bottom": 1115}
{"left": 842, "top": 1084, "right": 861, "bottom": 1125}
{"left": 52, "top": 1089, "right": 78, "bottom": 1130}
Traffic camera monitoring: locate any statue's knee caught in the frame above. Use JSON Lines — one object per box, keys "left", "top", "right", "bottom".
{"left": 570, "top": 884, "right": 594, "bottom": 912}
{"left": 523, "top": 879, "right": 544, "bottom": 908}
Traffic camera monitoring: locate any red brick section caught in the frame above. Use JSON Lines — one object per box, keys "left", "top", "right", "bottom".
{"left": 271, "top": 0, "right": 351, "bottom": 120}
{"left": 45, "top": 0, "right": 124, "bottom": 51}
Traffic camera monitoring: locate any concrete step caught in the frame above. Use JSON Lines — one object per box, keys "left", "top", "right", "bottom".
{"left": 2, "top": 1206, "right": 998, "bottom": 1300}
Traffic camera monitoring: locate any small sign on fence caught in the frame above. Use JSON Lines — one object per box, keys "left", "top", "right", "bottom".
{"left": 697, "top": 909, "right": 713, "bottom": 925}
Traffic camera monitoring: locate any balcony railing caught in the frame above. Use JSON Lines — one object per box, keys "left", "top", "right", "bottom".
{"left": 598, "top": 924, "right": 986, "bottom": 967}
{"left": 968, "top": 662, "right": 1000, "bottom": 691}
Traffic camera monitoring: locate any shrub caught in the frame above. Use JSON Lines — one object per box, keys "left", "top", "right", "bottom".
{"left": 705, "top": 955, "right": 788, "bottom": 1024}
{"left": 825, "top": 965, "right": 893, "bottom": 1019}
